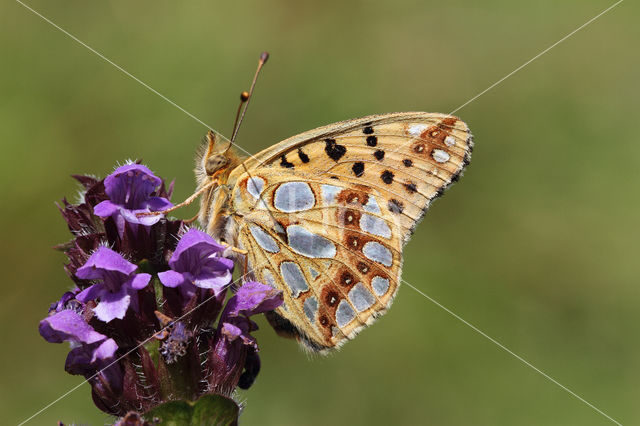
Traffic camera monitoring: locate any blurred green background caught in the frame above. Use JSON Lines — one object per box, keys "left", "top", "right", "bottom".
{"left": 1, "top": 0, "right": 638, "bottom": 424}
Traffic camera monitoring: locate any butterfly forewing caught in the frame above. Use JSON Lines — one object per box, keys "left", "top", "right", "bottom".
{"left": 216, "top": 112, "right": 472, "bottom": 351}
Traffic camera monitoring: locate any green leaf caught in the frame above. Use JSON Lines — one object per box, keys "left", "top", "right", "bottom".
{"left": 143, "top": 394, "right": 239, "bottom": 426}
{"left": 190, "top": 394, "right": 239, "bottom": 426}
{"left": 145, "top": 400, "right": 193, "bottom": 426}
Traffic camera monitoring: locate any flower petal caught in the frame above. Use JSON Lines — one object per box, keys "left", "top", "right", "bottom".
{"left": 227, "top": 281, "right": 283, "bottom": 317}
{"left": 39, "top": 310, "right": 106, "bottom": 344}
{"left": 221, "top": 322, "right": 242, "bottom": 341}
{"left": 93, "top": 200, "right": 119, "bottom": 218}
{"left": 120, "top": 208, "right": 164, "bottom": 226}
{"left": 91, "top": 338, "right": 118, "bottom": 363}
{"left": 204, "top": 256, "right": 235, "bottom": 272}
{"left": 93, "top": 286, "right": 131, "bottom": 322}
{"left": 158, "top": 270, "right": 187, "bottom": 288}
{"left": 129, "top": 273, "right": 151, "bottom": 290}
{"left": 194, "top": 270, "right": 231, "bottom": 290}
{"left": 49, "top": 288, "right": 80, "bottom": 314}
{"left": 146, "top": 196, "right": 173, "bottom": 212}
{"left": 76, "top": 283, "right": 104, "bottom": 303}
{"left": 103, "top": 164, "right": 161, "bottom": 208}
{"left": 76, "top": 247, "right": 137, "bottom": 279}
{"left": 169, "top": 229, "right": 226, "bottom": 267}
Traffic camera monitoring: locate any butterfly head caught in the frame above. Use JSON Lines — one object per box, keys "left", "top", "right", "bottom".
{"left": 198, "top": 130, "right": 243, "bottom": 184}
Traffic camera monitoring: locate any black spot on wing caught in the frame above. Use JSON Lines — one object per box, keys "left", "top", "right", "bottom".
{"left": 280, "top": 155, "right": 294, "bottom": 168}
{"left": 404, "top": 182, "right": 417, "bottom": 193}
{"left": 366, "top": 135, "right": 377, "bottom": 146}
{"left": 373, "top": 149, "right": 384, "bottom": 160}
{"left": 352, "top": 162, "right": 365, "bottom": 177}
{"left": 298, "top": 149, "right": 310, "bottom": 163}
{"left": 325, "top": 138, "right": 347, "bottom": 161}
{"left": 380, "top": 170, "right": 394, "bottom": 184}
{"left": 363, "top": 126, "right": 374, "bottom": 135}
{"left": 403, "top": 159, "right": 413, "bottom": 167}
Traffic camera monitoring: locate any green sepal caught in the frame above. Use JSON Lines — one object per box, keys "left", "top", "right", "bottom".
{"left": 143, "top": 394, "right": 239, "bottom": 426}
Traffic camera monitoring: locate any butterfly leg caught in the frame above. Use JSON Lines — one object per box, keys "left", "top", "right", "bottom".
{"left": 183, "top": 213, "right": 200, "bottom": 224}
{"left": 136, "top": 178, "right": 218, "bottom": 218}
{"left": 218, "top": 241, "right": 250, "bottom": 282}
{"left": 219, "top": 241, "right": 248, "bottom": 256}
{"left": 242, "top": 255, "right": 249, "bottom": 283}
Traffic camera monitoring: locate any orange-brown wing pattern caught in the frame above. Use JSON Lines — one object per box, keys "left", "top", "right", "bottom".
{"left": 225, "top": 112, "right": 473, "bottom": 351}
{"left": 232, "top": 171, "right": 403, "bottom": 350}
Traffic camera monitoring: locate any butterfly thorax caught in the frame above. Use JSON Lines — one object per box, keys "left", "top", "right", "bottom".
{"left": 195, "top": 139, "right": 246, "bottom": 243}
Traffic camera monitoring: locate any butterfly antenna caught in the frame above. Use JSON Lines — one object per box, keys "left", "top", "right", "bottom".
{"left": 231, "top": 91, "right": 250, "bottom": 139}
{"left": 228, "top": 52, "right": 285, "bottom": 242}
{"left": 137, "top": 53, "right": 270, "bottom": 222}
{"left": 230, "top": 51, "right": 269, "bottom": 143}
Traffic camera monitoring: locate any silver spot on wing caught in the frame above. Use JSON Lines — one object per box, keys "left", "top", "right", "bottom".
{"left": 359, "top": 213, "right": 391, "bottom": 239}
{"left": 303, "top": 296, "right": 318, "bottom": 323}
{"left": 249, "top": 225, "right": 280, "bottom": 253}
{"left": 432, "top": 149, "right": 450, "bottom": 163}
{"left": 408, "top": 123, "right": 428, "bottom": 136}
{"left": 262, "top": 269, "right": 276, "bottom": 288}
{"left": 321, "top": 184, "right": 342, "bottom": 204}
{"left": 286, "top": 225, "right": 337, "bottom": 258}
{"left": 362, "top": 241, "right": 392, "bottom": 266}
{"left": 279, "top": 261, "right": 309, "bottom": 298}
{"left": 336, "top": 299, "right": 356, "bottom": 327}
{"left": 246, "top": 177, "right": 265, "bottom": 199}
{"left": 363, "top": 196, "right": 381, "bottom": 214}
{"left": 308, "top": 266, "right": 320, "bottom": 280}
{"left": 371, "top": 276, "right": 389, "bottom": 296}
{"left": 273, "top": 182, "right": 315, "bottom": 212}
{"left": 348, "top": 282, "right": 375, "bottom": 312}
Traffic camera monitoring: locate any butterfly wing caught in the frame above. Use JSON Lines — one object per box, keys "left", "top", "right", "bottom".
{"left": 230, "top": 112, "right": 473, "bottom": 351}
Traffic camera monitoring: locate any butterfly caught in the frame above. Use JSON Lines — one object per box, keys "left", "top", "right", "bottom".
{"left": 193, "top": 112, "right": 473, "bottom": 352}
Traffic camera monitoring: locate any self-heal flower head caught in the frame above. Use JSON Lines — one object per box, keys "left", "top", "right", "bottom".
{"left": 46, "top": 163, "right": 282, "bottom": 423}
{"left": 93, "top": 164, "right": 173, "bottom": 235}
{"left": 76, "top": 246, "right": 151, "bottom": 322}
{"left": 158, "top": 228, "right": 234, "bottom": 296}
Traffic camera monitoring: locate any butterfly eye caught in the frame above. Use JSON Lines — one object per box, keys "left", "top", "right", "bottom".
{"left": 205, "top": 155, "right": 229, "bottom": 175}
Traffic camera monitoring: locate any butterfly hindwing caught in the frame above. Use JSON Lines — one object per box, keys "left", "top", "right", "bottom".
{"left": 233, "top": 171, "right": 402, "bottom": 350}
{"left": 223, "top": 112, "right": 472, "bottom": 351}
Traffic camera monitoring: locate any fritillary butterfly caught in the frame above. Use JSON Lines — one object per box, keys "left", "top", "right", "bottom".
{"left": 195, "top": 112, "right": 473, "bottom": 352}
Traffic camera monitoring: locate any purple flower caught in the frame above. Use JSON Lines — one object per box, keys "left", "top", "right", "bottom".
{"left": 48, "top": 288, "right": 81, "bottom": 314}
{"left": 40, "top": 309, "right": 107, "bottom": 345}
{"left": 208, "top": 281, "right": 283, "bottom": 392}
{"left": 158, "top": 229, "right": 234, "bottom": 296}
{"left": 39, "top": 310, "right": 122, "bottom": 387}
{"left": 94, "top": 164, "right": 173, "bottom": 235}
{"left": 47, "top": 162, "right": 282, "bottom": 421}
{"left": 217, "top": 281, "right": 283, "bottom": 351}
{"left": 76, "top": 247, "right": 151, "bottom": 322}
{"left": 224, "top": 280, "right": 284, "bottom": 317}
